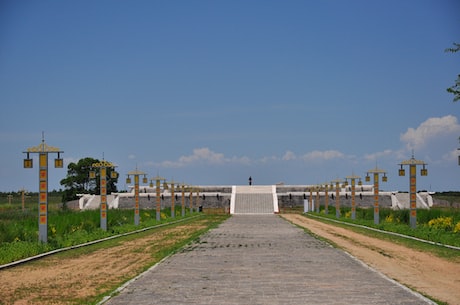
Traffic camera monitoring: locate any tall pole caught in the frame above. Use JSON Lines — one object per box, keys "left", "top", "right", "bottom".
{"left": 90, "top": 160, "right": 117, "bottom": 231}
{"left": 374, "top": 172, "right": 379, "bottom": 224}
{"left": 366, "top": 167, "right": 387, "bottom": 225}
{"left": 156, "top": 178, "right": 160, "bottom": 220}
{"left": 315, "top": 186, "right": 320, "bottom": 213}
{"left": 196, "top": 187, "right": 200, "bottom": 212}
{"left": 20, "top": 188, "right": 28, "bottom": 212}
{"left": 39, "top": 151, "right": 48, "bottom": 241}
{"left": 181, "top": 183, "right": 186, "bottom": 217}
{"left": 127, "top": 169, "right": 147, "bottom": 225}
{"left": 399, "top": 154, "right": 427, "bottom": 228}
{"left": 169, "top": 180, "right": 176, "bottom": 218}
{"left": 309, "top": 187, "right": 313, "bottom": 212}
{"left": 331, "top": 179, "right": 342, "bottom": 218}
{"left": 189, "top": 186, "right": 194, "bottom": 213}
{"left": 346, "top": 175, "right": 361, "bottom": 220}
{"left": 23, "top": 134, "right": 63, "bottom": 243}
{"left": 324, "top": 184, "right": 329, "bottom": 214}
{"left": 100, "top": 167, "right": 107, "bottom": 230}
{"left": 150, "top": 175, "right": 165, "bottom": 221}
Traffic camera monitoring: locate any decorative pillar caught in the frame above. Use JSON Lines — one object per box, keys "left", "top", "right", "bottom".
{"left": 315, "top": 186, "right": 320, "bottom": 213}
{"left": 331, "top": 179, "right": 343, "bottom": 218}
{"left": 181, "top": 183, "right": 186, "bottom": 217}
{"left": 196, "top": 187, "right": 200, "bottom": 212}
{"left": 366, "top": 167, "right": 387, "bottom": 225}
{"left": 23, "top": 134, "right": 63, "bottom": 243}
{"left": 399, "top": 154, "right": 427, "bottom": 228}
{"left": 324, "top": 183, "right": 330, "bottom": 214}
{"left": 345, "top": 174, "right": 361, "bottom": 220}
{"left": 90, "top": 160, "right": 117, "bottom": 231}
{"left": 169, "top": 180, "right": 177, "bottom": 218}
{"left": 126, "top": 169, "right": 148, "bottom": 225}
{"left": 189, "top": 186, "right": 194, "bottom": 213}
{"left": 149, "top": 175, "right": 165, "bottom": 221}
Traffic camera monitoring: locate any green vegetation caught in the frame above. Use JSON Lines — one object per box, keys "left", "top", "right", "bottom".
{"left": 312, "top": 206, "right": 460, "bottom": 249}
{"left": 0, "top": 200, "right": 203, "bottom": 265}
{"left": 0, "top": 191, "right": 62, "bottom": 212}
{"left": 445, "top": 42, "right": 460, "bottom": 102}
{"left": 60, "top": 157, "right": 119, "bottom": 202}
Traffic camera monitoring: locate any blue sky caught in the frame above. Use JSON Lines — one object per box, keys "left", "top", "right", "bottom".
{"left": 1, "top": 0, "right": 459, "bottom": 193}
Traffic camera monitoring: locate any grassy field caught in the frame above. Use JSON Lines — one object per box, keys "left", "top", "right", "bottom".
{"left": 307, "top": 206, "right": 460, "bottom": 248}
{"left": 0, "top": 191, "right": 211, "bottom": 265}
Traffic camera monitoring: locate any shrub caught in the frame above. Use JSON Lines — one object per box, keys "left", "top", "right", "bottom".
{"left": 385, "top": 213, "right": 394, "bottom": 223}
{"left": 453, "top": 221, "right": 460, "bottom": 233}
{"left": 427, "top": 216, "right": 454, "bottom": 231}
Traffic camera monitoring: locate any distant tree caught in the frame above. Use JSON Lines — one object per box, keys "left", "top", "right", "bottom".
{"left": 60, "top": 157, "right": 118, "bottom": 202}
{"left": 445, "top": 42, "right": 460, "bottom": 102}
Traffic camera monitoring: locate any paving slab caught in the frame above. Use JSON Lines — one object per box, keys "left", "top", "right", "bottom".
{"left": 103, "top": 215, "right": 434, "bottom": 305}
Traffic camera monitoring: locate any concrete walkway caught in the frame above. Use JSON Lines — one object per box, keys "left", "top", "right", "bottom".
{"left": 103, "top": 215, "right": 434, "bottom": 305}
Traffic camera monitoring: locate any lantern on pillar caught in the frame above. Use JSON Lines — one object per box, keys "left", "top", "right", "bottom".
{"left": 23, "top": 153, "right": 33, "bottom": 168}
{"left": 399, "top": 165, "right": 406, "bottom": 176}
{"left": 54, "top": 152, "right": 63, "bottom": 168}
{"left": 421, "top": 165, "right": 428, "bottom": 176}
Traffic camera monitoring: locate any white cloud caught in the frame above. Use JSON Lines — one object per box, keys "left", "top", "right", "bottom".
{"left": 230, "top": 155, "right": 251, "bottom": 165}
{"left": 363, "top": 149, "right": 396, "bottom": 162}
{"left": 160, "top": 148, "right": 349, "bottom": 167}
{"left": 258, "top": 155, "right": 278, "bottom": 163}
{"left": 442, "top": 149, "right": 459, "bottom": 163}
{"left": 282, "top": 151, "right": 296, "bottom": 161}
{"left": 400, "top": 115, "right": 460, "bottom": 150}
{"left": 128, "top": 154, "right": 136, "bottom": 160}
{"left": 159, "top": 148, "right": 251, "bottom": 168}
{"left": 178, "top": 148, "right": 225, "bottom": 164}
{"left": 301, "top": 150, "right": 345, "bottom": 161}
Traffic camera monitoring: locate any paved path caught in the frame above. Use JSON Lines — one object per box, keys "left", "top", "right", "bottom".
{"left": 103, "top": 215, "right": 434, "bottom": 305}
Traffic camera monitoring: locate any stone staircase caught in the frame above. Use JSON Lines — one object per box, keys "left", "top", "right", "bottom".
{"left": 391, "top": 192, "right": 431, "bottom": 209}
{"left": 231, "top": 185, "right": 278, "bottom": 214}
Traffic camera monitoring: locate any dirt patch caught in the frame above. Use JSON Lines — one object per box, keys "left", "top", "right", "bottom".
{"left": 0, "top": 220, "right": 210, "bottom": 305}
{"left": 282, "top": 214, "right": 460, "bottom": 305}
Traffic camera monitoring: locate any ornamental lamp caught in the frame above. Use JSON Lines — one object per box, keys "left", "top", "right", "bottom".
{"left": 23, "top": 153, "right": 33, "bottom": 168}
{"left": 382, "top": 174, "right": 388, "bottom": 182}
{"left": 398, "top": 165, "right": 405, "bottom": 176}
{"left": 421, "top": 165, "right": 428, "bottom": 176}
{"left": 54, "top": 152, "right": 63, "bottom": 168}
